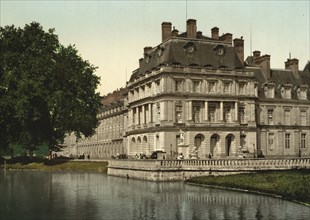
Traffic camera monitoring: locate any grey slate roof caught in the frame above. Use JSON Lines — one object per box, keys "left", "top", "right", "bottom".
{"left": 129, "top": 38, "right": 243, "bottom": 82}
{"left": 246, "top": 60, "right": 310, "bottom": 101}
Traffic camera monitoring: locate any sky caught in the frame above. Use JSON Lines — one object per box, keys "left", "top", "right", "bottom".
{"left": 1, "top": 0, "right": 309, "bottom": 96}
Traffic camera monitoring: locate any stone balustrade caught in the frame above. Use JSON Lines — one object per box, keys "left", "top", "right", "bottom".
{"left": 107, "top": 158, "right": 310, "bottom": 181}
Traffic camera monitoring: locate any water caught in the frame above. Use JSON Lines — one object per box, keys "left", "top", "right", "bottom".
{"left": 0, "top": 171, "right": 309, "bottom": 220}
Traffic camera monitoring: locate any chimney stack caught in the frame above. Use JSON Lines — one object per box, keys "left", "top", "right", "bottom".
{"left": 186, "top": 19, "right": 197, "bottom": 38}
{"left": 144, "top": 46, "right": 152, "bottom": 54}
{"left": 162, "top": 22, "right": 172, "bottom": 42}
{"left": 211, "top": 27, "right": 219, "bottom": 40}
{"left": 285, "top": 58, "right": 299, "bottom": 75}
{"left": 196, "top": 31, "right": 203, "bottom": 38}
{"left": 253, "top": 50, "right": 261, "bottom": 65}
{"left": 220, "top": 33, "right": 233, "bottom": 44}
{"left": 260, "top": 55, "right": 271, "bottom": 80}
{"left": 252, "top": 51, "right": 271, "bottom": 79}
{"left": 233, "top": 38, "right": 244, "bottom": 65}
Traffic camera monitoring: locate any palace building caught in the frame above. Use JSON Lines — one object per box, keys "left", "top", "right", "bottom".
{"left": 63, "top": 19, "right": 310, "bottom": 159}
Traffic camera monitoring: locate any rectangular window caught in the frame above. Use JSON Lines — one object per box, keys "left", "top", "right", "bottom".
{"left": 301, "top": 133, "right": 306, "bottom": 148}
{"left": 175, "top": 104, "right": 183, "bottom": 123}
{"left": 301, "top": 111, "right": 307, "bottom": 126}
{"left": 268, "top": 109, "right": 274, "bottom": 125}
{"left": 193, "top": 81, "right": 200, "bottom": 93}
{"left": 175, "top": 80, "right": 182, "bottom": 92}
{"left": 239, "top": 83, "right": 245, "bottom": 94}
{"left": 285, "top": 133, "right": 290, "bottom": 149}
{"left": 209, "top": 106, "right": 216, "bottom": 122}
{"left": 132, "top": 109, "right": 136, "bottom": 124}
{"left": 224, "top": 82, "right": 230, "bottom": 93}
{"left": 209, "top": 82, "right": 215, "bottom": 93}
{"left": 193, "top": 105, "right": 201, "bottom": 123}
{"left": 239, "top": 107, "right": 245, "bottom": 123}
{"left": 284, "top": 110, "right": 290, "bottom": 125}
{"left": 156, "top": 80, "right": 161, "bottom": 94}
{"left": 224, "top": 107, "right": 231, "bottom": 123}
{"left": 268, "top": 133, "right": 274, "bottom": 150}
{"left": 156, "top": 103, "right": 160, "bottom": 123}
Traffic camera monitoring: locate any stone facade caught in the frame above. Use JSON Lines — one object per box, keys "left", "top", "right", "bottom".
{"left": 62, "top": 88, "right": 126, "bottom": 159}
{"left": 62, "top": 19, "right": 310, "bottom": 159}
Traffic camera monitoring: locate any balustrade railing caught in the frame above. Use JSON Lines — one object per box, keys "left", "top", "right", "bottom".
{"left": 108, "top": 158, "right": 310, "bottom": 171}
{"left": 159, "top": 158, "right": 310, "bottom": 169}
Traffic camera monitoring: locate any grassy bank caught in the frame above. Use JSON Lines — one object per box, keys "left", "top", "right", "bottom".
{"left": 186, "top": 170, "right": 310, "bottom": 205}
{"left": 0, "top": 157, "right": 108, "bottom": 173}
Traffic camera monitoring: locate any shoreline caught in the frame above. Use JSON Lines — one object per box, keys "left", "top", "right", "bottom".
{"left": 186, "top": 181, "right": 310, "bottom": 207}
{"left": 185, "top": 170, "right": 310, "bottom": 207}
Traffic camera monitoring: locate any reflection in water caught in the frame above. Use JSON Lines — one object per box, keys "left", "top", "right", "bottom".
{"left": 1, "top": 171, "right": 309, "bottom": 220}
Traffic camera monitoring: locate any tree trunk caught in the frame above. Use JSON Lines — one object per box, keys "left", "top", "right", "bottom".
{"left": 28, "top": 149, "right": 33, "bottom": 159}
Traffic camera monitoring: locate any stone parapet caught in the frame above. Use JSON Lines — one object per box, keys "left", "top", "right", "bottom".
{"left": 108, "top": 158, "right": 310, "bottom": 181}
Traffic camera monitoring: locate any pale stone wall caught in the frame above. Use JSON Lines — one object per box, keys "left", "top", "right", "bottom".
{"left": 108, "top": 158, "right": 310, "bottom": 181}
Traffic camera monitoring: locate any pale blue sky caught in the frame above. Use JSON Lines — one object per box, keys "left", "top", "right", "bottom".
{"left": 1, "top": 0, "right": 309, "bottom": 95}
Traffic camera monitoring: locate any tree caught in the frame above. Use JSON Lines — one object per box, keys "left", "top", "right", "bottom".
{"left": 0, "top": 22, "right": 102, "bottom": 157}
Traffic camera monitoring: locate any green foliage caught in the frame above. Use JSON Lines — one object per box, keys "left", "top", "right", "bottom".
{"left": 186, "top": 170, "right": 310, "bottom": 204}
{"left": 0, "top": 22, "right": 102, "bottom": 154}
{"left": 1, "top": 157, "right": 108, "bottom": 173}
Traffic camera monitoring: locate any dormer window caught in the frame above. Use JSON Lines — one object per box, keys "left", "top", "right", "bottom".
{"left": 172, "top": 62, "right": 181, "bottom": 68}
{"left": 281, "top": 83, "right": 292, "bottom": 99}
{"left": 184, "top": 42, "right": 196, "bottom": 55}
{"left": 189, "top": 63, "right": 198, "bottom": 68}
{"left": 264, "top": 82, "right": 275, "bottom": 98}
{"left": 297, "top": 85, "right": 308, "bottom": 100}
{"left": 156, "top": 46, "right": 164, "bottom": 57}
{"left": 204, "top": 64, "right": 213, "bottom": 70}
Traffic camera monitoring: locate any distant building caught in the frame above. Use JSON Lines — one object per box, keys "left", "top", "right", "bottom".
{"left": 62, "top": 88, "right": 126, "bottom": 158}
{"left": 63, "top": 19, "right": 310, "bottom": 159}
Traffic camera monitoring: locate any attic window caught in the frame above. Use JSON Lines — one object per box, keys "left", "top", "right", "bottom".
{"left": 297, "top": 85, "right": 308, "bottom": 100}
{"left": 156, "top": 46, "right": 164, "bottom": 57}
{"left": 189, "top": 63, "right": 198, "bottom": 67}
{"left": 219, "top": 65, "right": 228, "bottom": 70}
{"left": 282, "top": 84, "right": 292, "bottom": 99}
{"left": 264, "top": 82, "right": 275, "bottom": 98}
{"left": 204, "top": 64, "right": 213, "bottom": 70}
{"left": 172, "top": 62, "right": 181, "bottom": 68}
{"left": 213, "top": 45, "right": 226, "bottom": 57}
{"left": 183, "top": 42, "right": 196, "bottom": 55}
{"left": 145, "top": 55, "right": 151, "bottom": 63}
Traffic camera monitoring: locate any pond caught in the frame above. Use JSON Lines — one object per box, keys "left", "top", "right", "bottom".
{"left": 0, "top": 171, "right": 309, "bottom": 220}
